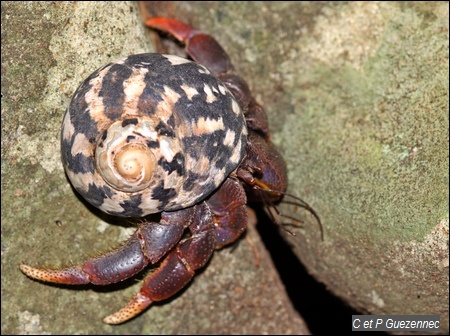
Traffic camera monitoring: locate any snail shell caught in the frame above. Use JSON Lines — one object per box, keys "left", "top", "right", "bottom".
{"left": 61, "top": 54, "right": 247, "bottom": 217}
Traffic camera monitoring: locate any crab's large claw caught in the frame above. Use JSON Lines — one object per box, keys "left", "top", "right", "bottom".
{"left": 19, "top": 210, "right": 190, "bottom": 285}
{"left": 146, "top": 17, "right": 234, "bottom": 75}
{"left": 20, "top": 179, "right": 247, "bottom": 325}
{"left": 103, "top": 178, "right": 248, "bottom": 324}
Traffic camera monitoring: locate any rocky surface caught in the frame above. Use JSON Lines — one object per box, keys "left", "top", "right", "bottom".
{"left": 2, "top": 1, "right": 448, "bottom": 334}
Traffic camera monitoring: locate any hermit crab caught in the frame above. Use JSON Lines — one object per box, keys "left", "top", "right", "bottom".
{"left": 20, "top": 17, "right": 318, "bottom": 324}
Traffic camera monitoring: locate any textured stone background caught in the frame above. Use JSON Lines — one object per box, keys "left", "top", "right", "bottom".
{"left": 2, "top": 1, "right": 448, "bottom": 334}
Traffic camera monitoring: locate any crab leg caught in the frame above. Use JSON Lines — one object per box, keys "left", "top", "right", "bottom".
{"left": 146, "top": 17, "right": 234, "bottom": 76}
{"left": 103, "top": 201, "right": 215, "bottom": 324}
{"left": 104, "top": 178, "right": 248, "bottom": 324}
{"left": 20, "top": 210, "right": 191, "bottom": 285}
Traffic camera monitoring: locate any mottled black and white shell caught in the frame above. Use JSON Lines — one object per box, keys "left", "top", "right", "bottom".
{"left": 61, "top": 53, "right": 247, "bottom": 217}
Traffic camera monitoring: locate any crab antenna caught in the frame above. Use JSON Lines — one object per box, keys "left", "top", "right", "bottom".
{"left": 253, "top": 185, "right": 324, "bottom": 241}
{"left": 256, "top": 188, "right": 297, "bottom": 236}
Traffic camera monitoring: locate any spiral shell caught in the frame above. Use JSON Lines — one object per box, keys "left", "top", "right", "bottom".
{"left": 61, "top": 53, "right": 247, "bottom": 217}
